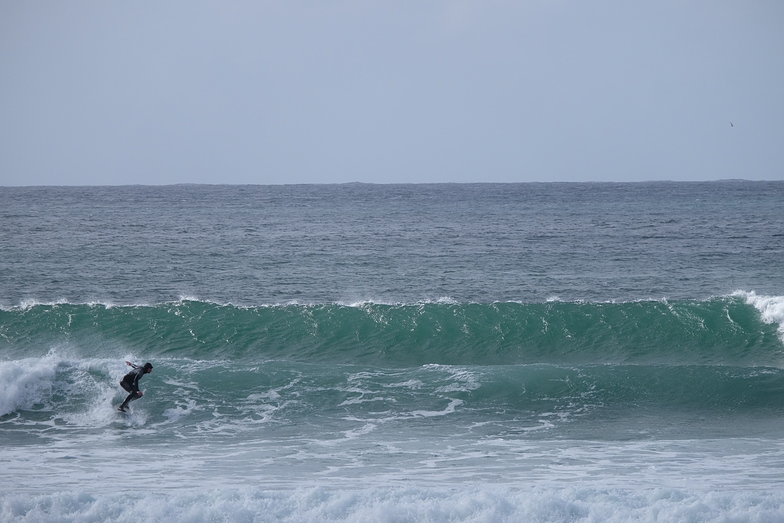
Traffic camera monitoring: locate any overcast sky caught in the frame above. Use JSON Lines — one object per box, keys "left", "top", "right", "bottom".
{"left": 1, "top": 1, "right": 782, "bottom": 185}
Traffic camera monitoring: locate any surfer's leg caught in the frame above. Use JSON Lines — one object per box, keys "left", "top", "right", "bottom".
{"left": 119, "top": 389, "right": 140, "bottom": 410}
{"left": 118, "top": 381, "right": 135, "bottom": 411}
{"left": 119, "top": 393, "right": 133, "bottom": 410}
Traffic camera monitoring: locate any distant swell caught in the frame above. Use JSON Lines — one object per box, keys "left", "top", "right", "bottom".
{"left": 2, "top": 293, "right": 782, "bottom": 367}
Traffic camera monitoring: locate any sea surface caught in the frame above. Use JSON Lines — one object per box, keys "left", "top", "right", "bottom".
{"left": 2, "top": 182, "right": 784, "bottom": 522}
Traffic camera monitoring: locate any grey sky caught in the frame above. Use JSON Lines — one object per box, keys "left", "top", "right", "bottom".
{"left": 1, "top": 1, "right": 782, "bottom": 185}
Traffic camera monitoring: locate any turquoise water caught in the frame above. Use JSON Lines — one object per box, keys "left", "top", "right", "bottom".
{"left": 2, "top": 182, "right": 784, "bottom": 522}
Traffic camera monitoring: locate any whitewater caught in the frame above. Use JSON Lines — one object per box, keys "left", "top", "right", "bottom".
{"left": 2, "top": 182, "right": 784, "bottom": 522}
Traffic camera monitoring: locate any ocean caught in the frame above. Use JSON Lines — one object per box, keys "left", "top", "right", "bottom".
{"left": 1, "top": 181, "right": 784, "bottom": 522}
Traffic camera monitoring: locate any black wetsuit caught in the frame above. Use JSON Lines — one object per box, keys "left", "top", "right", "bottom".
{"left": 119, "top": 366, "right": 146, "bottom": 410}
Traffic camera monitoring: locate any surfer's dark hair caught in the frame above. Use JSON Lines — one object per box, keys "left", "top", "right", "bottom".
{"left": 143, "top": 362, "right": 153, "bottom": 371}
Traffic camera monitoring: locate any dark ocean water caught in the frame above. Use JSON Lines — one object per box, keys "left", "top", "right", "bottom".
{"left": 3, "top": 182, "right": 783, "bottom": 306}
{"left": 2, "top": 182, "right": 784, "bottom": 522}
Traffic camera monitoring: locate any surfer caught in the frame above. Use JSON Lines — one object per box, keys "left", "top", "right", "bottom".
{"left": 118, "top": 361, "right": 153, "bottom": 412}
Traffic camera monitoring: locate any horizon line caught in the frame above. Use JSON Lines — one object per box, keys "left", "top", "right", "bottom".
{"left": 1, "top": 178, "right": 777, "bottom": 189}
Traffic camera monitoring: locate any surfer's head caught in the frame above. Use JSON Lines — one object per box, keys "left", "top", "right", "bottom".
{"left": 143, "top": 362, "right": 153, "bottom": 373}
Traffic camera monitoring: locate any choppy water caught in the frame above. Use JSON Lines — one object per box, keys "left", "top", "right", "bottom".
{"left": 2, "top": 182, "right": 784, "bottom": 522}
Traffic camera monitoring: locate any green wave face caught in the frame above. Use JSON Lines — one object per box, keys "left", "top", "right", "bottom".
{"left": 2, "top": 296, "right": 784, "bottom": 440}
{"left": 2, "top": 296, "right": 781, "bottom": 367}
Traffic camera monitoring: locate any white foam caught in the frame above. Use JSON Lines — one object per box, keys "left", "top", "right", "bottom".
{"left": 2, "top": 486, "right": 783, "bottom": 523}
{"left": 434, "top": 296, "right": 459, "bottom": 305}
{"left": 341, "top": 422, "right": 378, "bottom": 440}
{"left": 333, "top": 297, "right": 464, "bottom": 308}
{"left": 247, "top": 390, "right": 281, "bottom": 401}
{"left": 736, "top": 290, "right": 784, "bottom": 341}
{"left": 411, "top": 398, "right": 464, "bottom": 418}
{"left": 385, "top": 379, "right": 425, "bottom": 390}
{"left": 0, "top": 353, "right": 58, "bottom": 416}
{"left": 337, "top": 298, "right": 402, "bottom": 307}
{"left": 161, "top": 399, "right": 197, "bottom": 424}
{"left": 0, "top": 350, "right": 143, "bottom": 424}
{"left": 338, "top": 396, "right": 395, "bottom": 407}
{"left": 14, "top": 298, "right": 71, "bottom": 310}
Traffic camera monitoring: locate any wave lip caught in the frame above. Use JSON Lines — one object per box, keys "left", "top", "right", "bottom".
{"left": 736, "top": 290, "right": 784, "bottom": 341}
